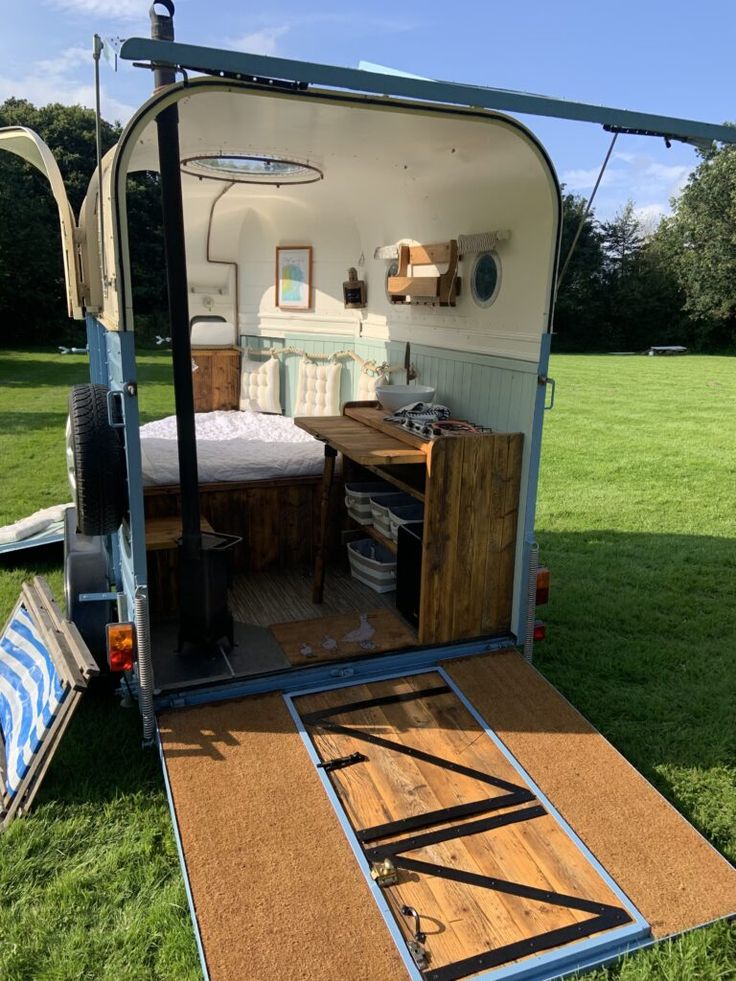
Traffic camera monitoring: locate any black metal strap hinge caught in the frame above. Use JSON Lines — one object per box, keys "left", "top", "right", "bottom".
{"left": 317, "top": 752, "right": 368, "bottom": 772}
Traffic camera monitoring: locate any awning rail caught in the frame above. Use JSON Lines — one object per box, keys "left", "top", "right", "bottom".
{"left": 119, "top": 37, "right": 736, "bottom": 147}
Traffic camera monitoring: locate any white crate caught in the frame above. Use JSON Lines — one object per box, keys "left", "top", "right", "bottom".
{"left": 370, "top": 493, "right": 413, "bottom": 537}
{"left": 388, "top": 502, "right": 424, "bottom": 543}
{"left": 345, "top": 481, "right": 394, "bottom": 525}
{"left": 347, "top": 539, "right": 397, "bottom": 593}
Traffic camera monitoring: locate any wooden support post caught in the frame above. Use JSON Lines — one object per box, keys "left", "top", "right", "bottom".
{"left": 312, "top": 444, "right": 338, "bottom": 603}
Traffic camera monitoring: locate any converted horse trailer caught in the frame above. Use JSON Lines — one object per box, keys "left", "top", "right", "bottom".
{"left": 1, "top": 5, "right": 735, "bottom": 979}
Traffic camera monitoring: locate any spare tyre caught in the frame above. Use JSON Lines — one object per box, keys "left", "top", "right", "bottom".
{"left": 66, "top": 383, "right": 127, "bottom": 536}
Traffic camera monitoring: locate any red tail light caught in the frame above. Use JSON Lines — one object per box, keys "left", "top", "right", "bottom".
{"left": 533, "top": 621, "right": 546, "bottom": 642}
{"left": 106, "top": 622, "right": 136, "bottom": 672}
{"left": 536, "top": 567, "right": 550, "bottom": 606}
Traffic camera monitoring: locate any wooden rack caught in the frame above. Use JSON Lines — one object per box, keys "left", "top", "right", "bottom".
{"left": 387, "top": 240, "right": 460, "bottom": 306}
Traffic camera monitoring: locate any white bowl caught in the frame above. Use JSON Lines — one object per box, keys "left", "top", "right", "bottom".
{"left": 375, "top": 384, "right": 436, "bottom": 414}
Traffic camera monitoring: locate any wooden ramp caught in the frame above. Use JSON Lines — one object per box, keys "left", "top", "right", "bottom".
{"left": 158, "top": 653, "right": 736, "bottom": 981}
{"left": 291, "top": 674, "right": 646, "bottom": 979}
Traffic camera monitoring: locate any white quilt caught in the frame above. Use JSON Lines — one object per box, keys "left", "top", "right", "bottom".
{"left": 140, "top": 411, "right": 325, "bottom": 486}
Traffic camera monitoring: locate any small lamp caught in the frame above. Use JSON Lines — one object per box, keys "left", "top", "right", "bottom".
{"left": 343, "top": 267, "right": 367, "bottom": 309}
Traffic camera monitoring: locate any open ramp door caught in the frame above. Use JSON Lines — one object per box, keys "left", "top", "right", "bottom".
{"left": 158, "top": 653, "right": 736, "bottom": 981}
{"left": 0, "top": 578, "right": 98, "bottom": 829}
{"left": 288, "top": 673, "right": 648, "bottom": 980}
{"left": 0, "top": 126, "right": 84, "bottom": 320}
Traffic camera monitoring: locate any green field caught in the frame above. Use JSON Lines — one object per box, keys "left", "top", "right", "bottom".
{"left": 0, "top": 349, "right": 734, "bottom": 979}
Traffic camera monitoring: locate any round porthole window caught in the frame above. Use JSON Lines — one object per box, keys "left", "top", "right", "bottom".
{"left": 471, "top": 251, "right": 501, "bottom": 307}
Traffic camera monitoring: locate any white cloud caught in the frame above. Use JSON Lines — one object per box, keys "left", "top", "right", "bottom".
{"left": 634, "top": 203, "right": 667, "bottom": 234}
{"left": 561, "top": 166, "right": 627, "bottom": 190}
{"left": 0, "top": 44, "right": 135, "bottom": 123}
{"left": 37, "top": 45, "right": 93, "bottom": 75}
{"left": 220, "top": 12, "right": 415, "bottom": 57}
{"left": 46, "top": 0, "right": 142, "bottom": 20}
{"left": 228, "top": 27, "right": 290, "bottom": 57}
{"left": 562, "top": 151, "right": 695, "bottom": 220}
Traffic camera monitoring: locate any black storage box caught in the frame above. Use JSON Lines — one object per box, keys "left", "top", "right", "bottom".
{"left": 396, "top": 520, "right": 423, "bottom": 626}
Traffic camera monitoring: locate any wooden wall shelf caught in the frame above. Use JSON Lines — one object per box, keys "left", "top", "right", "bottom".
{"left": 387, "top": 240, "right": 460, "bottom": 307}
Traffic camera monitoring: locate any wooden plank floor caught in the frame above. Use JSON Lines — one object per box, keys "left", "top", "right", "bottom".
{"left": 272, "top": 609, "right": 416, "bottom": 666}
{"left": 294, "top": 674, "right": 635, "bottom": 978}
{"left": 230, "top": 565, "right": 399, "bottom": 627}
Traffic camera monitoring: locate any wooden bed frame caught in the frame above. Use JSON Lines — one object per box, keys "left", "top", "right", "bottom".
{"left": 143, "top": 475, "right": 345, "bottom": 617}
{"left": 144, "top": 346, "right": 348, "bottom": 615}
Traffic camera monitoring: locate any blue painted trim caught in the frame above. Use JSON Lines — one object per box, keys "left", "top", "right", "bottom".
{"left": 0, "top": 531, "right": 64, "bottom": 556}
{"left": 119, "top": 38, "right": 736, "bottom": 146}
{"left": 282, "top": 691, "right": 424, "bottom": 981}
{"left": 153, "top": 635, "right": 513, "bottom": 711}
{"left": 436, "top": 667, "right": 650, "bottom": 934}
{"left": 469, "top": 930, "right": 652, "bottom": 981}
{"left": 85, "top": 314, "right": 108, "bottom": 385}
{"left": 283, "top": 666, "right": 649, "bottom": 981}
{"left": 109, "top": 331, "right": 148, "bottom": 590}
{"left": 156, "top": 724, "right": 211, "bottom": 981}
{"left": 516, "top": 331, "right": 552, "bottom": 646}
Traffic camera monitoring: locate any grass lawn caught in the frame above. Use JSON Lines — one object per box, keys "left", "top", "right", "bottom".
{"left": 0, "top": 348, "right": 734, "bottom": 979}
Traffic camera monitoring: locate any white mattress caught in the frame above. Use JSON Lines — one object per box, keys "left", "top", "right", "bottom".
{"left": 140, "top": 411, "right": 325, "bottom": 486}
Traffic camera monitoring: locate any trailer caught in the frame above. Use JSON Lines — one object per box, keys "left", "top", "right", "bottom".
{"left": 1, "top": 5, "right": 735, "bottom": 979}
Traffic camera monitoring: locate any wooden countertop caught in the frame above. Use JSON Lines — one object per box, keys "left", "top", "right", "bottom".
{"left": 294, "top": 415, "right": 427, "bottom": 466}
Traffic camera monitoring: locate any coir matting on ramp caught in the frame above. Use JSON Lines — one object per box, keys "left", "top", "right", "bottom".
{"left": 159, "top": 654, "right": 736, "bottom": 981}
{"left": 158, "top": 694, "right": 406, "bottom": 981}
{"left": 443, "top": 652, "right": 736, "bottom": 939}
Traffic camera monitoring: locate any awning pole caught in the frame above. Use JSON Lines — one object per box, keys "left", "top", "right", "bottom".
{"left": 556, "top": 132, "right": 618, "bottom": 293}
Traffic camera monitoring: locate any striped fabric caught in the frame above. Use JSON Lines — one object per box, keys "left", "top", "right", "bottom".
{"left": 0, "top": 605, "right": 67, "bottom": 798}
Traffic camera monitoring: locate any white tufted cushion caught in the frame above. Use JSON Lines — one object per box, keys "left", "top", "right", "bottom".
{"left": 356, "top": 369, "right": 387, "bottom": 402}
{"left": 294, "top": 360, "right": 342, "bottom": 416}
{"left": 239, "top": 357, "right": 282, "bottom": 413}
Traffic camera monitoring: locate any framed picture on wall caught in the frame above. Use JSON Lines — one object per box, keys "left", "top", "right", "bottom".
{"left": 276, "top": 246, "right": 313, "bottom": 310}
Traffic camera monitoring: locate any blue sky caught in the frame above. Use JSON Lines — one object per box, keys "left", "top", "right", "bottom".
{"left": 1, "top": 0, "right": 733, "bottom": 227}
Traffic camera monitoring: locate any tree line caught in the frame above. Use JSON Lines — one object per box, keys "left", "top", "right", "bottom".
{"left": 0, "top": 98, "right": 166, "bottom": 346}
{"left": 551, "top": 136, "right": 736, "bottom": 352}
{"left": 0, "top": 98, "right": 734, "bottom": 351}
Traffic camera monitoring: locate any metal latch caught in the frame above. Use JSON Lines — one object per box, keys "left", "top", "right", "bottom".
{"left": 317, "top": 752, "right": 367, "bottom": 773}
{"left": 370, "top": 858, "right": 398, "bottom": 887}
{"left": 538, "top": 374, "right": 556, "bottom": 410}
{"left": 401, "top": 905, "right": 429, "bottom": 969}
{"left": 106, "top": 388, "right": 126, "bottom": 428}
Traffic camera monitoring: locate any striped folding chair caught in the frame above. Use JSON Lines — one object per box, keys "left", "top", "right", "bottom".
{"left": 0, "top": 577, "right": 98, "bottom": 829}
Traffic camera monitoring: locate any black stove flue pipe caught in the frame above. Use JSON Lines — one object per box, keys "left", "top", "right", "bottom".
{"left": 149, "top": 1, "right": 230, "bottom": 649}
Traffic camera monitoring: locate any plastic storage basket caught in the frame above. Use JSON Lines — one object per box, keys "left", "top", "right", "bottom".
{"left": 345, "top": 480, "right": 394, "bottom": 525}
{"left": 347, "top": 539, "right": 397, "bottom": 593}
{"left": 370, "top": 492, "right": 414, "bottom": 537}
{"left": 388, "top": 502, "right": 424, "bottom": 543}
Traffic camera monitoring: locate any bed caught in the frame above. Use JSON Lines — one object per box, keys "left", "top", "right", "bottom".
{"left": 140, "top": 411, "right": 344, "bottom": 595}
{"left": 140, "top": 410, "right": 327, "bottom": 486}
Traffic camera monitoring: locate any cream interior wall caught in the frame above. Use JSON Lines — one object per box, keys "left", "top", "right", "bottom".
{"left": 121, "top": 82, "right": 559, "bottom": 362}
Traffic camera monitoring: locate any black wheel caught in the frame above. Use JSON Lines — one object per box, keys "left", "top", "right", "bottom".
{"left": 63, "top": 506, "right": 113, "bottom": 673}
{"left": 66, "top": 383, "right": 127, "bottom": 536}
